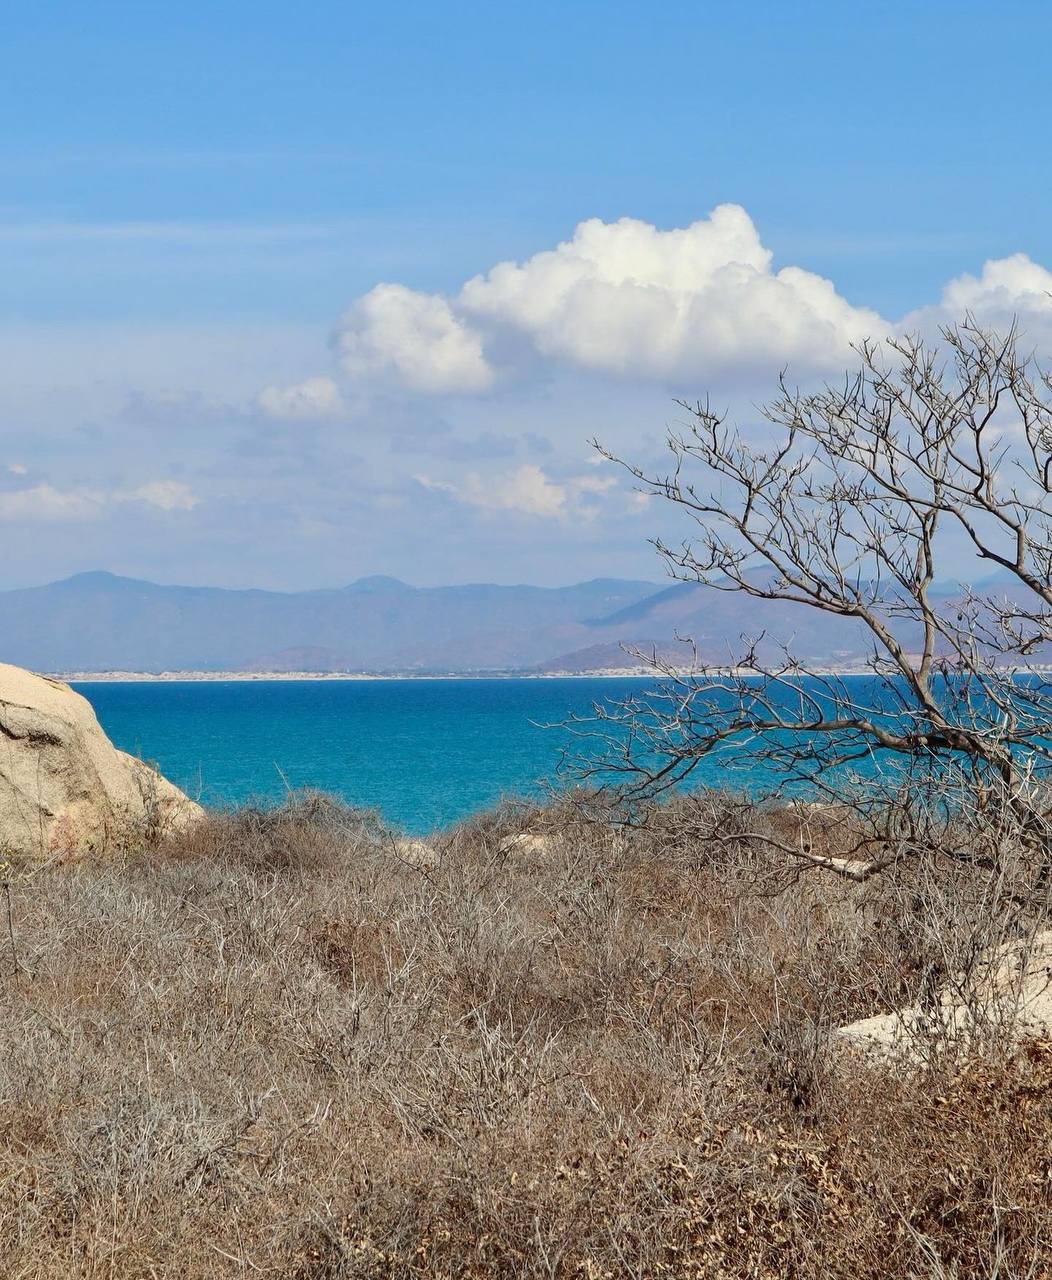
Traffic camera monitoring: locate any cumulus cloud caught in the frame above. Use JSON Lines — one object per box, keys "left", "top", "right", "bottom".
{"left": 257, "top": 375, "right": 345, "bottom": 421}
{"left": 417, "top": 463, "right": 615, "bottom": 520}
{"left": 943, "top": 254, "right": 1052, "bottom": 315}
{"left": 905, "top": 253, "right": 1052, "bottom": 342}
{"left": 337, "top": 283, "right": 494, "bottom": 393}
{"left": 459, "top": 204, "right": 887, "bottom": 380}
{"left": 275, "top": 209, "right": 1052, "bottom": 411}
{"left": 327, "top": 205, "right": 888, "bottom": 395}
{"left": 0, "top": 479, "right": 199, "bottom": 522}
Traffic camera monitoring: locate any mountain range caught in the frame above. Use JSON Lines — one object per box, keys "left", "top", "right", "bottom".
{"left": 0, "top": 572, "right": 658, "bottom": 673}
{"left": 0, "top": 569, "right": 1000, "bottom": 674}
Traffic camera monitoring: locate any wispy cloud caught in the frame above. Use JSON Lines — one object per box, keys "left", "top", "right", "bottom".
{"left": 0, "top": 219, "right": 357, "bottom": 246}
{"left": 0, "top": 145, "right": 366, "bottom": 174}
{"left": 124, "top": 481, "right": 199, "bottom": 512}
{"left": 417, "top": 464, "right": 615, "bottom": 520}
{"left": 257, "top": 376, "right": 346, "bottom": 422}
{"left": 0, "top": 480, "right": 199, "bottom": 522}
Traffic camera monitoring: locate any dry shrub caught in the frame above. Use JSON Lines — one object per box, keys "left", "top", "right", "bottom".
{"left": 173, "top": 789, "right": 394, "bottom": 875}
{"left": 0, "top": 791, "right": 1048, "bottom": 1277}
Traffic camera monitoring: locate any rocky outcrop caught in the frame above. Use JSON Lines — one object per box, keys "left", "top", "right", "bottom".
{"left": 838, "top": 930, "right": 1052, "bottom": 1061}
{"left": 0, "top": 663, "right": 203, "bottom": 860}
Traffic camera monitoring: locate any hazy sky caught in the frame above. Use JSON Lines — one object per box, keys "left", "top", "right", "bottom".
{"left": 4, "top": 1, "right": 1052, "bottom": 590}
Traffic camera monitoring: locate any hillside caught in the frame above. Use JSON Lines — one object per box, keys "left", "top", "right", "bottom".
{"left": 538, "top": 580, "right": 892, "bottom": 671}
{"left": 4, "top": 793, "right": 1050, "bottom": 1276}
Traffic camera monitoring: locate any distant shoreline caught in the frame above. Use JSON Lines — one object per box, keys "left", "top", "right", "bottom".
{"left": 57, "top": 666, "right": 885, "bottom": 683}
{"left": 56, "top": 664, "right": 1052, "bottom": 684}
{"left": 59, "top": 669, "right": 665, "bottom": 683}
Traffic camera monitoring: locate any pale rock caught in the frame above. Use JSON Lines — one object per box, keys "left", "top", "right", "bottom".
{"left": 498, "top": 827, "right": 631, "bottom": 857}
{"left": 392, "top": 836, "right": 438, "bottom": 869}
{"left": 498, "top": 831, "right": 556, "bottom": 856}
{"left": 838, "top": 930, "right": 1052, "bottom": 1061}
{"left": 0, "top": 663, "right": 203, "bottom": 860}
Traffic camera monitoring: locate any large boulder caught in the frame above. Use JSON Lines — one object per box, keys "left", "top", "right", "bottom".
{"left": 0, "top": 663, "right": 203, "bottom": 860}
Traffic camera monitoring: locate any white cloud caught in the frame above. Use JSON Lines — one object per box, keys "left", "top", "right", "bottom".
{"left": 125, "top": 481, "right": 200, "bottom": 511}
{"left": 417, "top": 463, "right": 615, "bottom": 520}
{"left": 337, "top": 283, "right": 494, "bottom": 393}
{"left": 0, "top": 479, "right": 199, "bottom": 522}
{"left": 329, "top": 205, "right": 887, "bottom": 394}
{"left": 6, "top": 463, "right": 27, "bottom": 475}
{"left": 460, "top": 204, "right": 887, "bottom": 380}
{"left": 940, "top": 254, "right": 1052, "bottom": 318}
{"left": 0, "top": 484, "right": 104, "bottom": 522}
{"left": 257, "top": 375, "right": 345, "bottom": 421}
{"left": 904, "top": 253, "right": 1052, "bottom": 342}
{"left": 273, "top": 209, "right": 1052, "bottom": 406}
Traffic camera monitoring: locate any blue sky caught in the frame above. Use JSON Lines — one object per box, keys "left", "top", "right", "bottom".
{"left": 3, "top": 1, "right": 1052, "bottom": 588}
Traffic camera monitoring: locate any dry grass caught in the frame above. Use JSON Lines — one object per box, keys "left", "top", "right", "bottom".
{"left": 0, "top": 791, "right": 1050, "bottom": 1278}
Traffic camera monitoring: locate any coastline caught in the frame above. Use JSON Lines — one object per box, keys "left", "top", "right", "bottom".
{"left": 59, "top": 668, "right": 665, "bottom": 683}
{"left": 57, "top": 666, "right": 885, "bottom": 683}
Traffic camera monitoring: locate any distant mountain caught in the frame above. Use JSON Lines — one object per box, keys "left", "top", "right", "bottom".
{"left": 1, "top": 569, "right": 1033, "bottom": 675}
{"left": 0, "top": 572, "right": 660, "bottom": 672}
{"left": 539, "top": 573, "right": 1044, "bottom": 672}
{"left": 539, "top": 581, "right": 886, "bottom": 671}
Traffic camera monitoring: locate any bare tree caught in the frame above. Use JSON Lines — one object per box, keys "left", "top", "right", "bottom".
{"left": 574, "top": 321, "right": 1052, "bottom": 897}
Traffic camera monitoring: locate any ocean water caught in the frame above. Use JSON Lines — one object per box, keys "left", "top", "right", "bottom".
{"left": 75, "top": 677, "right": 676, "bottom": 833}
{"left": 76, "top": 674, "right": 1036, "bottom": 834}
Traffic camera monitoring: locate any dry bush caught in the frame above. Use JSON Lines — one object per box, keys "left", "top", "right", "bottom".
{"left": 0, "top": 791, "right": 1049, "bottom": 1278}
{"left": 173, "top": 790, "right": 394, "bottom": 875}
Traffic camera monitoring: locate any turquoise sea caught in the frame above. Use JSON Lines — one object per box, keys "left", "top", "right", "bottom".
{"left": 75, "top": 674, "right": 1042, "bottom": 833}
{"left": 76, "top": 677, "right": 669, "bottom": 833}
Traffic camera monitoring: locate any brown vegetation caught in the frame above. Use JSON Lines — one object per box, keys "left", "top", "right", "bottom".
{"left": 1, "top": 792, "right": 1050, "bottom": 1278}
